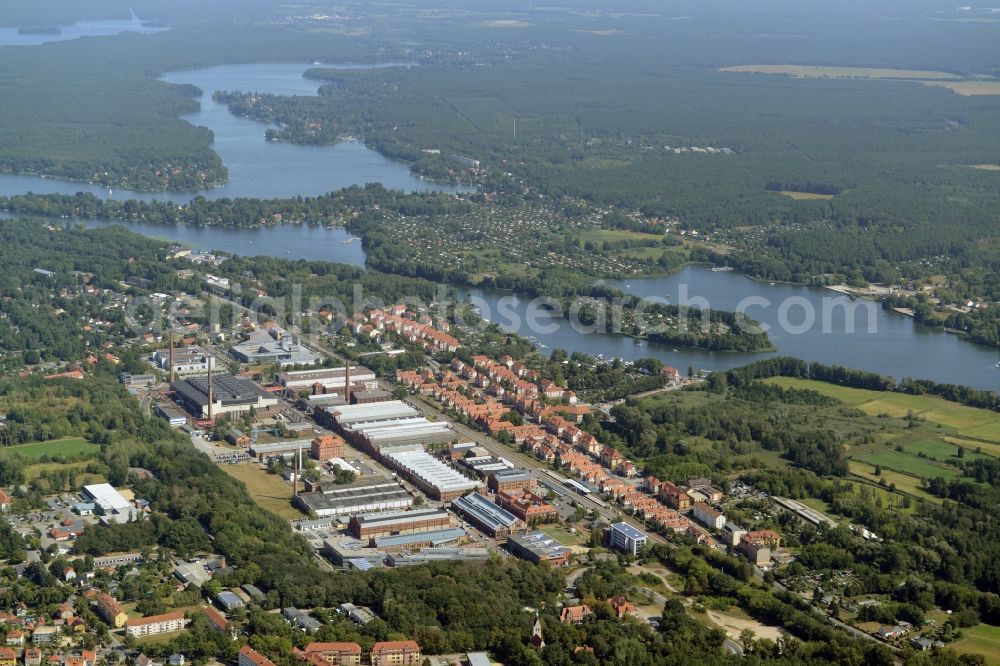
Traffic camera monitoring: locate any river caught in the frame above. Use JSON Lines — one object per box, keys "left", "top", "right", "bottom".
{"left": 5, "top": 62, "right": 999, "bottom": 390}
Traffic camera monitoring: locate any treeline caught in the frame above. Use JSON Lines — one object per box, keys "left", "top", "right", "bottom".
{"left": 0, "top": 186, "right": 472, "bottom": 229}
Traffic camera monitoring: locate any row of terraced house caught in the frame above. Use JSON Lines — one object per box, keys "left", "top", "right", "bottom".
{"left": 349, "top": 305, "right": 460, "bottom": 354}
{"left": 398, "top": 356, "right": 591, "bottom": 444}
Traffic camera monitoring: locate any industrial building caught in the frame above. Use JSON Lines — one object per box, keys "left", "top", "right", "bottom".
{"left": 171, "top": 374, "right": 279, "bottom": 418}
{"left": 277, "top": 366, "right": 377, "bottom": 394}
{"left": 382, "top": 449, "right": 480, "bottom": 501}
{"left": 451, "top": 493, "right": 523, "bottom": 539}
{"left": 322, "top": 537, "right": 387, "bottom": 568}
{"left": 347, "top": 417, "right": 457, "bottom": 453}
{"left": 458, "top": 455, "right": 513, "bottom": 477}
{"left": 322, "top": 401, "right": 421, "bottom": 427}
{"left": 385, "top": 548, "right": 489, "bottom": 567}
{"left": 349, "top": 508, "right": 452, "bottom": 540}
{"left": 231, "top": 330, "right": 319, "bottom": 367}
{"left": 507, "top": 532, "right": 572, "bottom": 567}
{"left": 609, "top": 522, "right": 647, "bottom": 555}
{"left": 373, "top": 527, "right": 467, "bottom": 551}
{"left": 249, "top": 439, "right": 313, "bottom": 463}
{"left": 82, "top": 483, "right": 140, "bottom": 524}
{"left": 83, "top": 483, "right": 131, "bottom": 514}
{"left": 151, "top": 347, "right": 215, "bottom": 377}
{"left": 311, "top": 434, "right": 346, "bottom": 461}
{"left": 295, "top": 480, "right": 413, "bottom": 518}
{"left": 488, "top": 468, "right": 536, "bottom": 493}
{"left": 156, "top": 404, "right": 188, "bottom": 427}
{"left": 320, "top": 402, "right": 458, "bottom": 453}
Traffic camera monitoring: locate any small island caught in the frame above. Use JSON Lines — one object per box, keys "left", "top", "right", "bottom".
{"left": 17, "top": 25, "right": 62, "bottom": 35}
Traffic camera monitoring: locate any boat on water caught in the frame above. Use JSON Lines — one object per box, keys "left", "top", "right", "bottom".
{"left": 709, "top": 265, "right": 734, "bottom": 272}
{"left": 341, "top": 236, "right": 359, "bottom": 244}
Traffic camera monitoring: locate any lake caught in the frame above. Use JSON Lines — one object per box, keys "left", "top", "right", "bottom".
{"left": 77, "top": 217, "right": 367, "bottom": 268}
{"left": 458, "top": 267, "right": 1000, "bottom": 390}
{"left": 0, "top": 62, "right": 468, "bottom": 202}
{"left": 0, "top": 12, "right": 165, "bottom": 46}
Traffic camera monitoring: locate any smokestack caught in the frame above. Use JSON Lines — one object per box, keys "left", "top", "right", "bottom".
{"left": 168, "top": 330, "right": 174, "bottom": 384}
{"left": 293, "top": 445, "right": 301, "bottom": 497}
{"left": 345, "top": 363, "right": 351, "bottom": 404}
{"left": 206, "top": 362, "right": 214, "bottom": 421}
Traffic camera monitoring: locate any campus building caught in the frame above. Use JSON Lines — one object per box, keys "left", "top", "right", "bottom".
{"left": 608, "top": 522, "right": 647, "bottom": 555}
{"left": 231, "top": 330, "right": 320, "bottom": 367}
{"left": 507, "top": 532, "right": 572, "bottom": 567}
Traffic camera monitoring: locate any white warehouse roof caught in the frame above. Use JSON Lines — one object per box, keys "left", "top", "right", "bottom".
{"left": 385, "top": 449, "right": 481, "bottom": 495}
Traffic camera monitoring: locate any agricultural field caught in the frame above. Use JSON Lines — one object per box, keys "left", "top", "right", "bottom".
{"left": 924, "top": 80, "right": 1000, "bottom": 96}
{"left": 0, "top": 437, "right": 97, "bottom": 460}
{"left": 942, "top": 436, "right": 1000, "bottom": 459}
{"left": 778, "top": 190, "right": 835, "bottom": 201}
{"left": 221, "top": 463, "right": 301, "bottom": 520}
{"left": 720, "top": 65, "right": 961, "bottom": 80}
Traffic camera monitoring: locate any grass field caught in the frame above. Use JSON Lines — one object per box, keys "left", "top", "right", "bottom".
{"left": 575, "top": 229, "right": 665, "bottom": 244}
{"left": 540, "top": 525, "right": 585, "bottom": 547}
{"left": 221, "top": 463, "right": 301, "bottom": 520}
{"left": 855, "top": 449, "right": 960, "bottom": 480}
{"left": 764, "top": 378, "right": 1000, "bottom": 443}
{"left": 0, "top": 437, "right": 97, "bottom": 460}
{"left": 951, "top": 624, "right": 1000, "bottom": 665}
{"left": 721, "top": 64, "right": 960, "bottom": 80}
{"left": 849, "top": 461, "right": 942, "bottom": 504}
{"left": 779, "top": 190, "right": 835, "bottom": 201}
{"left": 24, "top": 460, "right": 106, "bottom": 485}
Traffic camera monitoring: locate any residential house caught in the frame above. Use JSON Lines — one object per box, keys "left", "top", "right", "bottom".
{"left": 239, "top": 646, "right": 277, "bottom": 666}
{"left": 370, "top": 640, "right": 422, "bottom": 666}
{"left": 608, "top": 596, "right": 635, "bottom": 619}
{"left": 293, "top": 642, "right": 362, "bottom": 666}
{"left": 559, "top": 605, "right": 592, "bottom": 624}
